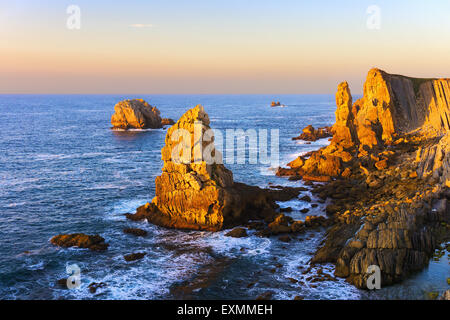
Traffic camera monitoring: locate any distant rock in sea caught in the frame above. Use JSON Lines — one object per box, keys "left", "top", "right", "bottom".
{"left": 271, "top": 101, "right": 281, "bottom": 107}
{"left": 111, "top": 99, "right": 174, "bottom": 130}
{"left": 126, "top": 105, "right": 279, "bottom": 231}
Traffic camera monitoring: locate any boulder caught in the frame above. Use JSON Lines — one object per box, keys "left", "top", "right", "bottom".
{"left": 279, "top": 235, "right": 291, "bottom": 242}
{"left": 88, "top": 282, "right": 107, "bottom": 294}
{"left": 332, "top": 81, "right": 358, "bottom": 149}
{"left": 268, "top": 214, "right": 292, "bottom": 235}
{"left": 50, "top": 234, "right": 108, "bottom": 251}
{"left": 440, "top": 290, "right": 450, "bottom": 300}
{"left": 375, "top": 159, "right": 388, "bottom": 170}
{"left": 293, "top": 125, "right": 332, "bottom": 142}
{"left": 225, "top": 228, "right": 248, "bottom": 238}
{"left": 416, "top": 133, "right": 450, "bottom": 188}
{"left": 294, "top": 68, "right": 450, "bottom": 290}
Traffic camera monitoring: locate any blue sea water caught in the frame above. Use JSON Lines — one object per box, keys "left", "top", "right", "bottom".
{"left": 0, "top": 94, "right": 448, "bottom": 300}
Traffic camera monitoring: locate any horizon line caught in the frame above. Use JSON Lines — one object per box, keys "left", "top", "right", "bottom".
{"left": 0, "top": 92, "right": 363, "bottom": 96}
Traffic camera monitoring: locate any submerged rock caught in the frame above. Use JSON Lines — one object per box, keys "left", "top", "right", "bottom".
{"left": 279, "top": 235, "right": 291, "bottom": 242}
{"left": 50, "top": 234, "right": 108, "bottom": 251}
{"left": 161, "top": 118, "right": 175, "bottom": 126}
{"left": 123, "top": 228, "right": 148, "bottom": 237}
{"left": 111, "top": 99, "right": 167, "bottom": 130}
{"left": 124, "top": 252, "right": 146, "bottom": 262}
{"left": 127, "top": 105, "right": 278, "bottom": 231}
{"left": 440, "top": 290, "right": 450, "bottom": 300}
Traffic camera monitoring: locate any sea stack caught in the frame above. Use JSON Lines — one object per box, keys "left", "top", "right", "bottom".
{"left": 127, "top": 105, "right": 277, "bottom": 231}
{"left": 111, "top": 99, "right": 174, "bottom": 130}
{"left": 278, "top": 68, "right": 450, "bottom": 288}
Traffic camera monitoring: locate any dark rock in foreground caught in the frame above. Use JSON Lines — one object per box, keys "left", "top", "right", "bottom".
{"left": 279, "top": 68, "right": 450, "bottom": 289}
{"left": 111, "top": 99, "right": 174, "bottom": 130}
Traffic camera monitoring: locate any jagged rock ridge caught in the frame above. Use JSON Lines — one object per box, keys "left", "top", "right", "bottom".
{"left": 127, "top": 105, "right": 278, "bottom": 231}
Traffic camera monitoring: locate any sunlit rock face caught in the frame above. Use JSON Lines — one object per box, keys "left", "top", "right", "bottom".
{"left": 278, "top": 68, "right": 450, "bottom": 183}
{"left": 111, "top": 99, "right": 163, "bottom": 129}
{"left": 332, "top": 81, "right": 358, "bottom": 149}
{"left": 277, "top": 68, "right": 450, "bottom": 289}
{"left": 132, "top": 105, "right": 277, "bottom": 231}
{"left": 353, "top": 68, "right": 450, "bottom": 147}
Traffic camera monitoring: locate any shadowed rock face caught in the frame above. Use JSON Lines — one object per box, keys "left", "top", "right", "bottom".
{"left": 128, "top": 105, "right": 278, "bottom": 231}
{"left": 353, "top": 69, "right": 450, "bottom": 147}
{"left": 111, "top": 99, "right": 164, "bottom": 129}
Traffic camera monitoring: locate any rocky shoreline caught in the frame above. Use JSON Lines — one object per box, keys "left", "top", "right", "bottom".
{"left": 277, "top": 68, "right": 450, "bottom": 288}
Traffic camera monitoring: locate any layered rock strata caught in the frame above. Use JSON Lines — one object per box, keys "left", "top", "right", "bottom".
{"left": 279, "top": 68, "right": 450, "bottom": 288}
{"left": 50, "top": 234, "right": 108, "bottom": 251}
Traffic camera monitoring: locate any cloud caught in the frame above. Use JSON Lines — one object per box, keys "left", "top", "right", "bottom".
{"left": 129, "top": 24, "right": 153, "bottom": 28}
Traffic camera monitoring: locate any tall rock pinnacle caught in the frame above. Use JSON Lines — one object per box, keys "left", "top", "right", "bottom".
{"left": 129, "top": 105, "right": 277, "bottom": 231}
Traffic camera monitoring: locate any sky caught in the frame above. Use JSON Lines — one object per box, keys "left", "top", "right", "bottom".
{"left": 1, "top": 0, "right": 450, "bottom": 94}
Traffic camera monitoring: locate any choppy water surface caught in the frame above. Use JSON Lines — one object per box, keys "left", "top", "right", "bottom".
{"left": 0, "top": 94, "right": 448, "bottom": 300}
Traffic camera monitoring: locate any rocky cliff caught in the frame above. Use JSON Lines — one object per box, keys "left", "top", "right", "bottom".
{"left": 279, "top": 68, "right": 450, "bottom": 288}
{"left": 127, "top": 105, "right": 279, "bottom": 231}
{"left": 111, "top": 99, "right": 174, "bottom": 130}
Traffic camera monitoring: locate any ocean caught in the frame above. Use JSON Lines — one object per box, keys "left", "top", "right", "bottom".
{"left": 0, "top": 94, "right": 448, "bottom": 300}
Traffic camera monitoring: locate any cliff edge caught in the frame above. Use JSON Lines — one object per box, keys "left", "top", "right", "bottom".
{"left": 280, "top": 68, "right": 450, "bottom": 288}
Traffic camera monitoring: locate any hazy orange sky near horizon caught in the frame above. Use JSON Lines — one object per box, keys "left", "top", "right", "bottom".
{"left": 1, "top": 0, "right": 450, "bottom": 94}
